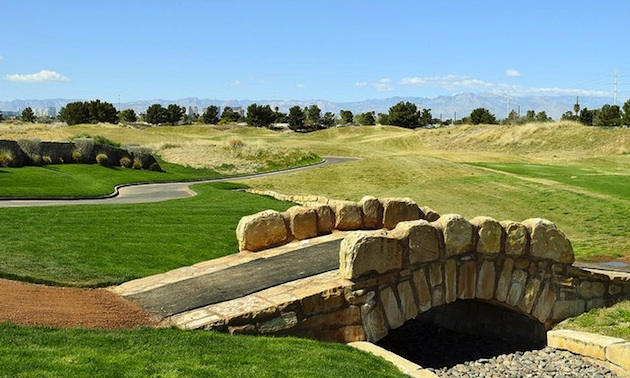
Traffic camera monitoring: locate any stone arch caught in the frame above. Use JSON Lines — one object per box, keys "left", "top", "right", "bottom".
{"left": 339, "top": 215, "right": 615, "bottom": 342}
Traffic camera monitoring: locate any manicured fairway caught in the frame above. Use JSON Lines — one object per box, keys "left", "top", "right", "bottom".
{"left": 0, "top": 161, "right": 221, "bottom": 198}
{"left": 0, "top": 183, "right": 293, "bottom": 287}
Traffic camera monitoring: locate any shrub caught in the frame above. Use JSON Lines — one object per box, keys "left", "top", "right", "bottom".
{"left": 132, "top": 158, "right": 143, "bottom": 169}
{"left": 73, "top": 138, "right": 94, "bottom": 162}
{"left": 17, "top": 138, "right": 41, "bottom": 164}
{"left": 226, "top": 137, "right": 244, "bottom": 149}
{"left": 72, "top": 150, "right": 82, "bottom": 162}
{"left": 128, "top": 146, "right": 152, "bottom": 169}
{"left": 42, "top": 155, "right": 53, "bottom": 165}
{"left": 120, "top": 156, "right": 132, "bottom": 168}
{"left": 96, "top": 153, "right": 109, "bottom": 166}
{"left": 0, "top": 150, "right": 13, "bottom": 167}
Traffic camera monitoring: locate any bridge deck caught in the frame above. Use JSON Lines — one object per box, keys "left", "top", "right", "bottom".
{"left": 113, "top": 233, "right": 348, "bottom": 320}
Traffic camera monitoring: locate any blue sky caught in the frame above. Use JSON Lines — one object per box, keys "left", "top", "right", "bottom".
{"left": 1, "top": 1, "right": 628, "bottom": 103}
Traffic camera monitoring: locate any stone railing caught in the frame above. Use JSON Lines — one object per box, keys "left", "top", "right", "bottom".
{"left": 337, "top": 216, "right": 630, "bottom": 341}
{"left": 219, "top": 193, "right": 630, "bottom": 344}
{"left": 236, "top": 192, "right": 439, "bottom": 252}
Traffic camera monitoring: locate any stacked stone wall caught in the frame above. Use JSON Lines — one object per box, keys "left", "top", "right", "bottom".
{"left": 236, "top": 193, "right": 439, "bottom": 252}
{"left": 217, "top": 199, "right": 630, "bottom": 343}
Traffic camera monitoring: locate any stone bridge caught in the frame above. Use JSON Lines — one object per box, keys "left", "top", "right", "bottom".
{"left": 155, "top": 192, "right": 630, "bottom": 344}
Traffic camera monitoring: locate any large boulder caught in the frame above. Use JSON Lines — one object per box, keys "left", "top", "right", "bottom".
{"left": 331, "top": 200, "right": 363, "bottom": 231}
{"left": 382, "top": 198, "right": 423, "bottom": 229}
{"left": 284, "top": 206, "right": 318, "bottom": 240}
{"left": 435, "top": 214, "right": 473, "bottom": 257}
{"left": 522, "top": 218, "right": 574, "bottom": 263}
{"left": 470, "top": 216, "right": 502, "bottom": 254}
{"left": 236, "top": 210, "right": 290, "bottom": 252}
{"left": 306, "top": 203, "right": 336, "bottom": 235}
{"left": 391, "top": 220, "right": 441, "bottom": 264}
{"left": 500, "top": 220, "right": 529, "bottom": 256}
{"left": 339, "top": 230, "right": 403, "bottom": 280}
{"left": 358, "top": 196, "right": 384, "bottom": 229}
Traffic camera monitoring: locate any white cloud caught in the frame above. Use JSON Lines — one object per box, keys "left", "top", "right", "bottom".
{"left": 230, "top": 80, "right": 243, "bottom": 87}
{"left": 0, "top": 55, "right": 4, "bottom": 63}
{"left": 400, "top": 74, "right": 495, "bottom": 90}
{"left": 355, "top": 78, "right": 394, "bottom": 92}
{"left": 4, "top": 70, "right": 70, "bottom": 83}
{"left": 506, "top": 69, "right": 521, "bottom": 77}
{"left": 295, "top": 83, "right": 305, "bottom": 89}
{"left": 400, "top": 73, "right": 608, "bottom": 97}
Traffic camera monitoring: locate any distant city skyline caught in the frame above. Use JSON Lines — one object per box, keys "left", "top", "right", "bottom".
{"left": 1, "top": 1, "right": 628, "bottom": 103}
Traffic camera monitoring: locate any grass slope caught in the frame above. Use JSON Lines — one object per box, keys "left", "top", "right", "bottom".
{"left": 0, "top": 161, "right": 221, "bottom": 198}
{"left": 0, "top": 183, "right": 294, "bottom": 287}
{"left": 0, "top": 324, "right": 407, "bottom": 378}
{"left": 554, "top": 301, "right": 630, "bottom": 341}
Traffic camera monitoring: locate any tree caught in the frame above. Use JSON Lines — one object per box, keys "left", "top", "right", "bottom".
{"left": 21, "top": 107, "right": 36, "bottom": 123}
{"left": 594, "top": 104, "right": 621, "bottom": 126}
{"left": 166, "top": 104, "right": 184, "bottom": 125}
{"left": 622, "top": 99, "right": 630, "bottom": 125}
{"left": 119, "top": 109, "right": 137, "bottom": 123}
{"left": 339, "top": 110, "right": 354, "bottom": 125}
{"left": 355, "top": 111, "right": 376, "bottom": 126}
{"left": 321, "top": 112, "right": 336, "bottom": 128}
{"left": 305, "top": 105, "right": 321, "bottom": 131}
{"left": 560, "top": 111, "right": 577, "bottom": 121}
{"left": 535, "top": 111, "right": 552, "bottom": 123}
{"left": 287, "top": 105, "right": 305, "bottom": 131}
{"left": 202, "top": 105, "right": 220, "bottom": 124}
{"left": 220, "top": 107, "right": 242, "bottom": 123}
{"left": 145, "top": 104, "right": 169, "bottom": 125}
{"left": 387, "top": 101, "right": 419, "bottom": 129}
{"left": 574, "top": 100, "right": 580, "bottom": 118}
{"left": 579, "top": 108, "right": 595, "bottom": 126}
{"left": 58, "top": 102, "right": 90, "bottom": 125}
{"left": 506, "top": 110, "right": 520, "bottom": 125}
{"left": 525, "top": 110, "right": 536, "bottom": 123}
{"left": 376, "top": 113, "right": 389, "bottom": 125}
{"left": 469, "top": 107, "right": 497, "bottom": 125}
{"left": 418, "top": 108, "right": 433, "bottom": 127}
{"left": 88, "top": 100, "right": 118, "bottom": 124}
{"left": 246, "top": 103, "right": 275, "bottom": 127}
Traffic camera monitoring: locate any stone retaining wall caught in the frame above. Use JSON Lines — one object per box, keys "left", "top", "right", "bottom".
{"left": 0, "top": 139, "right": 160, "bottom": 170}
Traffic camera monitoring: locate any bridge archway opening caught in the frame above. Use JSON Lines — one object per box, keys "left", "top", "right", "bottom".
{"left": 376, "top": 299, "right": 546, "bottom": 369}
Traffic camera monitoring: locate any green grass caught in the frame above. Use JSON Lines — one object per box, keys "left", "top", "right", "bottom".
{"left": 554, "top": 301, "right": 630, "bottom": 341}
{"left": 239, "top": 155, "right": 630, "bottom": 261}
{"left": 0, "top": 160, "right": 222, "bottom": 198}
{"left": 470, "top": 162, "right": 630, "bottom": 200}
{"left": 0, "top": 182, "right": 294, "bottom": 287}
{"left": 0, "top": 324, "right": 407, "bottom": 378}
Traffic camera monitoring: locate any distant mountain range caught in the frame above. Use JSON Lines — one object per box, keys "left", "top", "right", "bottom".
{"left": 0, "top": 93, "right": 618, "bottom": 120}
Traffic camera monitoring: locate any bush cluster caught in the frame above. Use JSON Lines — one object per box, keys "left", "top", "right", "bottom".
{"left": 0, "top": 150, "right": 13, "bottom": 167}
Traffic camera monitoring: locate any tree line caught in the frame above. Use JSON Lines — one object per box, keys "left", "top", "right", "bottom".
{"left": 3, "top": 98, "right": 630, "bottom": 129}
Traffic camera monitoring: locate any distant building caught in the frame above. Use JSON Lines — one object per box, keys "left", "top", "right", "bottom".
{"left": 186, "top": 106, "right": 198, "bottom": 117}
{"left": 45, "top": 107, "right": 57, "bottom": 117}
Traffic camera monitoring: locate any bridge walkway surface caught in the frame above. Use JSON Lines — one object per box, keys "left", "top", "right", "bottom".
{"left": 111, "top": 232, "right": 349, "bottom": 326}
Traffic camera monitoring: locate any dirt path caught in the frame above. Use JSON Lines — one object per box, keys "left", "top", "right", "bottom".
{"left": 0, "top": 279, "right": 158, "bottom": 329}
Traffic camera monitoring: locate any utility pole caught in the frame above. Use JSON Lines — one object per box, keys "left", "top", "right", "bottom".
{"left": 614, "top": 70, "right": 618, "bottom": 106}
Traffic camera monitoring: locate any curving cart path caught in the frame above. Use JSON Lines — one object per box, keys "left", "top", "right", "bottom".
{"left": 0, "top": 156, "right": 355, "bottom": 208}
